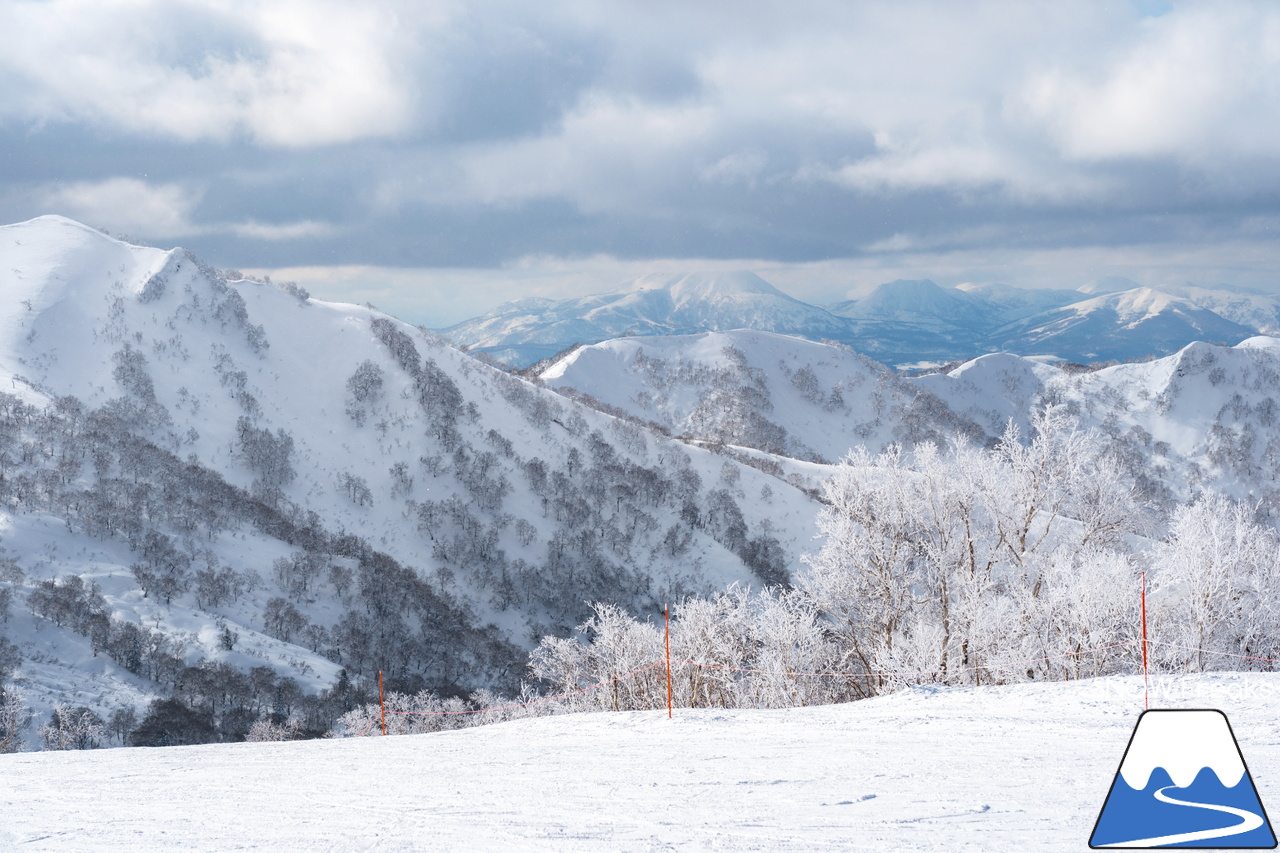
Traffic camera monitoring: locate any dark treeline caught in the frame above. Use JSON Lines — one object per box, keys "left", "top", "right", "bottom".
{"left": 0, "top": 382, "right": 526, "bottom": 747}
{"left": 1, "top": 310, "right": 795, "bottom": 751}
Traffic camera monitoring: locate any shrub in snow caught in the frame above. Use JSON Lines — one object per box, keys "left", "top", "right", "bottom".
{"left": 344, "top": 360, "right": 384, "bottom": 426}
{"left": 0, "top": 688, "right": 30, "bottom": 753}
{"left": 246, "top": 717, "right": 305, "bottom": 742}
{"left": 131, "top": 698, "right": 217, "bottom": 747}
{"left": 39, "top": 704, "right": 105, "bottom": 751}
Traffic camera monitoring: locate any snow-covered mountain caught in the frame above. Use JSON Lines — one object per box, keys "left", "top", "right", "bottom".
{"left": 1155, "top": 283, "right": 1280, "bottom": 336}
{"left": 0, "top": 217, "right": 825, "bottom": 745}
{"left": 4, "top": 214, "right": 1279, "bottom": 753}
{"left": 916, "top": 335, "right": 1280, "bottom": 510}
{"left": 953, "top": 281, "right": 1083, "bottom": 321}
{"left": 443, "top": 271, "right": 852, "bottom": 367}
{"left": 448, "top": 271, "right": 1276, "bottom": 369}
{"left": 545, "top": 327, "right": 1280, "bottom": 513}
{"left": 826, "top": 279, "right": 1008, "bottom": 366}
{"left": 540, "top": 329, "right": 985, "bottom": 464}
{"left": 992, "top": 287, "right": 1257, "bottom": 364}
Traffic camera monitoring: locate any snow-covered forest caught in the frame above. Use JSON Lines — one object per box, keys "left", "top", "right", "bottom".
{"left": 3, "top": 216, "right": 1280, "bottom": 753}
{"left": 335, "top": 407, "right": 1280, "bottom": 736}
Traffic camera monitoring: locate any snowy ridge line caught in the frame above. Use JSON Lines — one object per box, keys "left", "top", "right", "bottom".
{"left": 1147, "top": 641, "right": 1280, "bottom": 666}
{"left": 673, "top": 639, "right": 1142, "bottom": 680}
{"left": 380, "top": 662, "right": 668, "bottom": 721}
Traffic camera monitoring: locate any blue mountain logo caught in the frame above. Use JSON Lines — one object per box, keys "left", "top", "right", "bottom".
{"left": 1091, "top": 709, "right": 1276, "bottom": 848}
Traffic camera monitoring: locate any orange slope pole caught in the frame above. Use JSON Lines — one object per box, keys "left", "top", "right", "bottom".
{"left": 665, "top": 605, "right": 673, "bottom": 720}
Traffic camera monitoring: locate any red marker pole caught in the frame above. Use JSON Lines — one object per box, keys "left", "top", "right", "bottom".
{"left": 1140, "top": 572, "right": 1149, "bottom": 711}
{"left": 379, "top": 670, "right": 387, "bottom": 736}
{"left": 665, "top": 605, "right": 673, "bottom": 720}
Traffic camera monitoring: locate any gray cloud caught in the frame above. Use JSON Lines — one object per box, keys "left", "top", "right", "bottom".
{"left": 2, "top": 0, "right": 1279, "bottom": 322}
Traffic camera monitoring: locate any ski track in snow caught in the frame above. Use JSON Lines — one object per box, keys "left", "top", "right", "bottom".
{"left": 5, "top": 674, "right": 1280, "bottom": 852}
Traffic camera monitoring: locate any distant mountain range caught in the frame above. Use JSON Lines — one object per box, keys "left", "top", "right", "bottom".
{"left": 443, "top": 272, "right": 1273, "bottom": 368}
{"left": 443, "top": 271, "right": 851, "bottom": 367}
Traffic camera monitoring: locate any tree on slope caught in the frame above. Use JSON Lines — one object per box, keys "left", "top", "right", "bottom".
{"left": 801, "top": 407, "right": 1144, "bottom": 692}
{"left": 1148, "top": 494, "right": 1280, "bottom": 672}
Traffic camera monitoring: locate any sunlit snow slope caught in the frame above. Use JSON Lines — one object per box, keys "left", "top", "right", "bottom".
{"left": 4, "top": 673, "right": 1279, "bottom": 852}
{"left": 0, "top": 217, "right": 824, "bottom": 737}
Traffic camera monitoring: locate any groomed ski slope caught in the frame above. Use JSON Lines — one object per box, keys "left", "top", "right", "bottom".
{"left": 5, "top": 673, "right": 1280, "bottom": 851}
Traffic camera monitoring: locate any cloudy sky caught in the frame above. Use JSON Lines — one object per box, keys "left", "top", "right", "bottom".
{"left": 3, "top": 0, "right": 1280, "bottom": 326}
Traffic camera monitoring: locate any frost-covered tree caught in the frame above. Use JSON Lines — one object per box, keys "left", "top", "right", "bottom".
{"left": 802, "top": 407, "right": 1144, "bottom": 692}
{"left": 245, "top": 716, "right": 304, "bottom": 742}
{"left": 0, "top": 635, "right": 18, "bottom": 682}
{"left": 344, "top": 360, "right": 384, "bottom": 426}
{"left": 1013, "top": 547, "right": 1139, "bottom": 681}
{"left": 1148, "top": 494, "right": 1280, "bottom": 672}
{"left": 530, "top": 602, "right": 666, "bottom": 712}
{"left": 338, "top": 472, "right": 374, "bottom": 507}
{"left": 235, "top": 417, "right": 296, "bottom": 502}
{"left": 0, "top": 688, "right": 30, "bottom": 753}
{"left": 274, "top": 551, "right": 326, "bottom": 601}
{"left": 39, "top": 704, "right": 105, "bottom": 750}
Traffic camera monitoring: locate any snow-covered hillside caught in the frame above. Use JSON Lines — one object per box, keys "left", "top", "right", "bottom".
{"left": 1158, "top": 283, "right": 1280, "bottom": 337}
{"left": 4, "top": 672, "right": 1279, "bottom": 851}
{"left": 917, "top": 336, "right": 1280, "bottom": 510}
{"left": 546, "top": 327, "right": 1280, "bottom": 514}
{"left": 4, "top": 214, "right": 1279, "bottom": 755}
{"left": 1047, "top": 337, "right": 1280, "bottom": 507}
{"left": 993, "top": 287, "right": 1256, "bottom": 364}
{"left": 540, "top": 330, "right": 985, "bottom": 463}
{"left": 0, "top": 217, "right": 824, "bottom": 745}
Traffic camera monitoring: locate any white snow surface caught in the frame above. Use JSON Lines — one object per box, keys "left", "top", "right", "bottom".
{"left": 4, "top": 673, "right": 1280, "bottom": 851}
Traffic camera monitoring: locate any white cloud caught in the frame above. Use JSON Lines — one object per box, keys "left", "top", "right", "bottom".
{"left": 229, "top": 220, "right": 335, "bottom": 241}
{"left": 0, "top": 0, "right": 414, "bottom": 147}
{"left": 1018, "top": 4, "right": 1280, "bottom": 162}
{"left": 378, "top": 93, "right": 720, "bottom": 212}
{"left": 7, "top": 0, "right": 1280, "bottom": 271}
{"left": 38, "top": 178, "right": 203, "bottom": 238}
{"left": 378, "top": 1, "right": 1280, "bottom": 214}
{"left": 33, "top": 178, "right": 337, "bottom": 243}
{"left": 701, "top": 149, "right": 768, "bottom": 187}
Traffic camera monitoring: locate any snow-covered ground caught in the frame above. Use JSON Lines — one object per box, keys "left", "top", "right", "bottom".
{"left": 6, "top": 672, "right": 1280, "bottom": 851}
